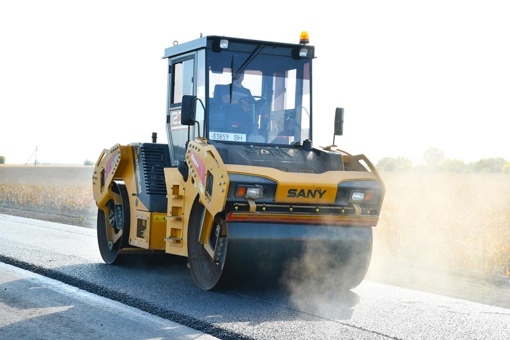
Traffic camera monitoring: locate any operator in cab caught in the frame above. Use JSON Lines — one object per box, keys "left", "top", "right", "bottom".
{"left": 211, "top": 71, "right": 262, "bottom": 139}
{"left": 220, "top": 72, "right": 253, "bottom": 111}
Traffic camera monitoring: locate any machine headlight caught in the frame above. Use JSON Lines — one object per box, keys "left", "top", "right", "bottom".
{"left": 236, "top": 184, "right": 264, "bottom": 200}
{"left": 350, "top": 191, "right": 374, "bottom": 202}
{"left": 336, "top": 180, "right": 382, "bottom": 206}
{"left": 299, "top": 48, "right": 308, "bottom": 57}
{"left": 220, "top": 39, "right": 229, "bottom": 49}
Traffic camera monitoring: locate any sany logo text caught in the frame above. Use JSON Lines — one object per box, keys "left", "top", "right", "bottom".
{"left": 287, "top": 188, "right": 327, "bottom": 199}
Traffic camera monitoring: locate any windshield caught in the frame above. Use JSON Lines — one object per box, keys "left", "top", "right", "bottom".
{"left": 207, "top": 48, "right": 311, "bottom": 145}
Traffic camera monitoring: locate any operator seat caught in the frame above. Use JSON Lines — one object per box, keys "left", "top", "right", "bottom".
{"left": 211, "top": 84, "right": 256, "bottom": 135}
{"left": 209, "top": 84, "right": 230, "bottom": 131}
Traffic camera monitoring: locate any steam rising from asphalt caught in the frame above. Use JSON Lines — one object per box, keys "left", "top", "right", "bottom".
{"left": 280, "top": 231, "right": 371, "bottom": 313}
{"left": 280, "top": 172, "right": 510, "bottom": 310}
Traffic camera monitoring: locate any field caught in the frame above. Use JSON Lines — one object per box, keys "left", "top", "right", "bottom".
{"left": 0, "top": 165, "right": 509, "bottom": 277}
{"left": 375, "top": 172, "right": 510, "bottom": 277}
{"left": 0, "top": 165, "right": 96, "bottom": 228}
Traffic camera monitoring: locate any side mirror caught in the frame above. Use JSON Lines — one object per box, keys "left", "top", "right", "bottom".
{"left": 334, "top": 108, "right": 344, "bottom": 136}
{"left": 181, "top": 95, "right": 197, "bottom": 126}
{"left": 332, "top": 108, "right": 344, "bottom": 146}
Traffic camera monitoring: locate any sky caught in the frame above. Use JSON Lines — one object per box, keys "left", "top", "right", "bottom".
{"left": 1, "top": 0, "right": 509, "bottom": 166}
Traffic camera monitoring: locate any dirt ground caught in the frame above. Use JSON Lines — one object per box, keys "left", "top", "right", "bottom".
{"left": 0, "top": 205, "right": 96, "bottom": 229}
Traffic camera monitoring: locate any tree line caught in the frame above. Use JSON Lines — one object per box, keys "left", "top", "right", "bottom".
{"left": 0, "top": 155, "right": 94, "bottom": 166}
{"left": 376, "top": 147, "right": 510, "bottom": 173}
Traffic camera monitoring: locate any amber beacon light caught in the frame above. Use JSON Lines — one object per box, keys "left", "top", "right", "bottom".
{"left": 299, "top": 31, "right": 310, "bottom": 44}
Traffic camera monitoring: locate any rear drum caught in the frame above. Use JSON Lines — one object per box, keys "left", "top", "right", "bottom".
{"left": 97, "top": 182, "right": 130, "bottom": 264}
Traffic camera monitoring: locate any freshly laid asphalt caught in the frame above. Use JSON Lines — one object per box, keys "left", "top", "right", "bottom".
{"left": 0, "top": 262, "right": 218, "bottom": 340}
{"left": 1, "top": 214, "right": 510, "bottom": 340}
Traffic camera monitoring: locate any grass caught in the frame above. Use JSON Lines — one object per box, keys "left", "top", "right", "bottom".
{"left": 0, "top": 165, "right": 509, "bottom": 276}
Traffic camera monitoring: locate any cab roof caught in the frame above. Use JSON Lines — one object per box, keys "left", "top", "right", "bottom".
{"left": 163, "top": 35, "right": 315, "bottom": 59}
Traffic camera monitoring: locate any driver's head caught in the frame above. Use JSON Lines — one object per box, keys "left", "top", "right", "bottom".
{"left": 233, "top": 72, "right": 245, "bottom": 86}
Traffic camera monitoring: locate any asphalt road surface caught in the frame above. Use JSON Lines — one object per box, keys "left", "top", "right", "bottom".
{"left": 1, "top": 262, "right": 218, "bottom": 339}
{"left": 1, "top": 214, "right": 509, "bottom": 339}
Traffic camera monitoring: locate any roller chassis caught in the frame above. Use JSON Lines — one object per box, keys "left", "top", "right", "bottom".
{"left": 93, "top": 139, "right": 383, "bottom": 290}
{"left": 91, "top": 33, "right": 385, "bottom": 291}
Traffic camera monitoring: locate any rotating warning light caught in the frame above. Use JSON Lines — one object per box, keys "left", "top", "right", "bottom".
{"left": 299, "top": 31, "right": 310, "bottom": 44}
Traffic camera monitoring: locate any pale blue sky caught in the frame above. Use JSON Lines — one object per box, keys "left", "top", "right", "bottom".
{"left": 1, "top": 0, "right": 509, "bottom": 165}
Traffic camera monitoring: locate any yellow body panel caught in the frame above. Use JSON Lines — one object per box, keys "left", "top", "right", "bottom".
{"left": 93, "top": 140, "right": 385, "bottom": 257}
{"left": 186, "top": 139, "right": 230, "bottom": 216}
{"left": 92, "top": 144, "right": 133, "bottom": 208}
{"left": 93, "top": 143, "right": 167, "bottom": 252}
{"left": 149, "top": 213, "right": 167, "bottom": 249}
{"left": 162, "top": 139, "right": 231, "bottom": 257}
{"left": 224, "top": 164, "right": 383, "bottom": 211}
{"left": 164, "top": 167, "right": 187, "bottom": 256}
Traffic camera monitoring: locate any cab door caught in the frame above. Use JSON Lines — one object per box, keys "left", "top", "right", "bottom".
{"left": 166, "top": 55, "right": 196, "bottom": 166}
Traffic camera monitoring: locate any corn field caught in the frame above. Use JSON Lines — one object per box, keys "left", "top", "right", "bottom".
{"left": 0, "top": 166, "right": 509, "bottom": 276}
{"left": 0, "top": 165, "right": 96, "bottom": 217}
{"left": 374, "top": 172, "right": 510, "bottom": 277}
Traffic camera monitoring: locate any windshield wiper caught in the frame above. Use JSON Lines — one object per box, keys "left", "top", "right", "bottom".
{"left": 233, "top": 44, "right": 264, "bottom": 81}
{"left": 229, "top": 44, "right": 265, "bottom": 100}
